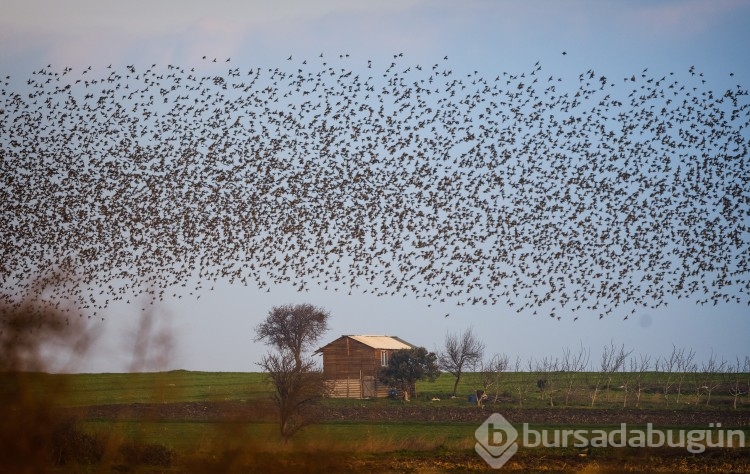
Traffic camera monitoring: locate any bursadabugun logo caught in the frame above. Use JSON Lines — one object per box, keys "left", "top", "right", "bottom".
{"left": 476, "top": 413, "right": 746, "bottom": 469}
{"left": 475, "top": 413, "right": 519, "bottom": 469}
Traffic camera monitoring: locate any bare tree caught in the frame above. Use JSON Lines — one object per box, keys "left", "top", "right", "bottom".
{"left": 618, "top": 363, "right": 631, "bottom": 408}
{"left": 439, "top": 327, "right": 485, "bottom": 397}
{"left": 629, "top": 353, "right": 651, "bottom": 408}
{"left": 655, "top": 346, "right": 679, "bottom": 406}
{"left": 588, "top": 363, "right": 603, "bottom": 407}
{"left": 533, "top": 356, "right": 560, "bottom": 407}
{"left": 696, "top": 351, "right": 726, "bottom": 406}
{"left": 561, "top": 344, "right": 590, "bottom": 407}
{"left": 477, "top": 353, "right": 510, "bottom": 405}
{"left": 254, "top": 303, "right": 330, "bottom": 370}
{"left": 727, "top": 356, "right": 748, "bottom": 410}
{"left": 258, "top": 351, "right": 326, "bottom": 440}
{"left": 674, "top": 346, "right": 696, "bottom": 405}
{"left": 590, "top": 341, "right": 631, "bottom": 407}
{"left": 512, "top": 356, "right": 529, "bottom": 407}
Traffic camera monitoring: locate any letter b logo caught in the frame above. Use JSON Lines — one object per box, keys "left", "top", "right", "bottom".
{"left": 475, "top": 413, "right": 518, "bottom": 469}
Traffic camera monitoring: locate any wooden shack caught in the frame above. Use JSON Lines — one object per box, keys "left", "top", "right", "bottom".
{"left": 315, "top": 335, "right": 415, "bottom": 398}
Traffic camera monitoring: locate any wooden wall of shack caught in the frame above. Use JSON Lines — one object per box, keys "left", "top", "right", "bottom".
{"left": 320, "top": 337, "right": 394, "bottom": 398}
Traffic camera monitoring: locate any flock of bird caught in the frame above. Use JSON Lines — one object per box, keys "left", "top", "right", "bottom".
{"left": 1, "top": 54, "right": 748, "bottom": 321}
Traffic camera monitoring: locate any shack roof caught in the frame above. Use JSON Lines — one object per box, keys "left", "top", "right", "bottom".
{"left": 316, "top": 335, "right": 415, "bottom": 352}
{"left": 346, "top": 335, "right": 414, "bottom": 350}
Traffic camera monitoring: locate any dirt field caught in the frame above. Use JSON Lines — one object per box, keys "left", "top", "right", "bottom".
{"left": 64, "top": 400, "right": 750, "bottom": 473}
{"left": 75, "top": 399, "right": 750, "bottom": 426}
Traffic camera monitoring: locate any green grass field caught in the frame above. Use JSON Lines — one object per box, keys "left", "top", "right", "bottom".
{"left": 5, "top": 369, "right": 749, "bottom": 409}
{"left": 8, "top": 370, "right": 268, "bottom": 407}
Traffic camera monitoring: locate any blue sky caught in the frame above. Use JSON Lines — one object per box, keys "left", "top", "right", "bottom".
{"left": 1, "top": 0, "right": 749, "bottom": 372}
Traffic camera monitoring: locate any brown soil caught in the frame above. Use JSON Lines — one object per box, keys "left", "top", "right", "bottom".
{"left": 75, "top": 400, "right": 750, "bottom": 427}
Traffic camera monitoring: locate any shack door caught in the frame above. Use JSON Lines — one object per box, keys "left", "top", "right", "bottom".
{"left": 362, "top": 375, "right": 375, "bottom": 398}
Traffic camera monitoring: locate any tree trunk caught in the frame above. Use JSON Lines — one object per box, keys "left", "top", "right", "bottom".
{"left": 452, "top": 374, "right": 461, "bottom": 397}
{"left": 590, "top": 384, "right": 600, "bottom": 407}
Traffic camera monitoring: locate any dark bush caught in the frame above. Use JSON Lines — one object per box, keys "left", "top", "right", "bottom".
{"left": 119, "top": 441, "right": 173, "bottom": 467}
{"left": 51, "top": 419, "right": 105, "bottom": 465}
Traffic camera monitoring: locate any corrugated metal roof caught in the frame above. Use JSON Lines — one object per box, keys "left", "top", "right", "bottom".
{"left": 346, "top": 335, "right": 414, "bottom": 350}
